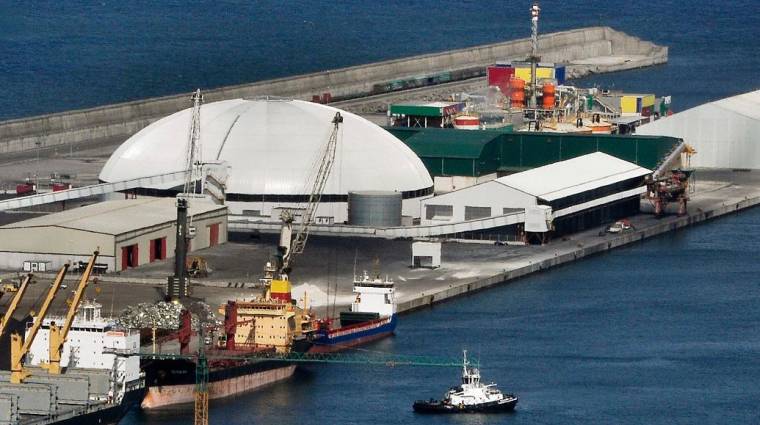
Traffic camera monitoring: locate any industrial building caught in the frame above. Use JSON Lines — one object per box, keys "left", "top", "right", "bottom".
{"left": 388, "top": 101, "right": 465, "bottom": 128}
{"left": 0, "top": 197, "right": 227, "bottom": 272}
{"left": 637, "top": 89, "right": 760, "bottom": 169}
{"left": 388, "top": 127, "right": 679, "bottom": 188}
{"left": 420, "top": 152, "right": 651, "bottom": 240}
{"left": 98, "top": 98, "right": 434, "bottom": 224}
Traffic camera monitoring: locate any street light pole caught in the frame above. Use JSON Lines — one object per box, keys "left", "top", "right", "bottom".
{"left": 35, "top": 141, "right": 41, "bottom": 193}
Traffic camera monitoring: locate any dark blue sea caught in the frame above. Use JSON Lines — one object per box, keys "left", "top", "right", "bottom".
{"left": 1, "top": 0, "right": 758, "bottom": 121}
{"left": 4, "top": 1, "right": 759, "bottom": 423}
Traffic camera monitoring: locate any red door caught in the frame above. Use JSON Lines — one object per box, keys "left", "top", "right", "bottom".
{"left": 149, "top": 240, "right": 156, "bottom": 262}
{"left": 121, "top": 244, "right": 139, "bottom": 269}
{"left": 209, "top": 223, "right": 219, "bottom": 247}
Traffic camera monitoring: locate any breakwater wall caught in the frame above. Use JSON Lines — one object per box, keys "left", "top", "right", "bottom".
{"left": 396, "top": 191, "right": 760, "bottom": 314}
{"left": 0, "top": 27, "right": 666, "bottom": 156}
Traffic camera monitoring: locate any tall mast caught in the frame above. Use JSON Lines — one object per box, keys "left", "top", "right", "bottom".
{"left": 529, "top": 2, "right": 541, "bottom": 109}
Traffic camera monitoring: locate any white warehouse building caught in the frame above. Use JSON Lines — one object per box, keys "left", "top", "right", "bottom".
{"left": 421, "top": 152, "right": 651, "bottom": 240}
{"left": 637, "top": 89, "right": 760, "bottom": 169}
{"left": 0, "top": 197, "right": 227, "bottom": 272}
{"left": 99, "top": 98, "right": 434, "bottom": 224}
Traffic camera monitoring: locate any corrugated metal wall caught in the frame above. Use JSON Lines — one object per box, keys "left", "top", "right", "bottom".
{"left": 394, "top": 128, "right": 680, "bottom": 177}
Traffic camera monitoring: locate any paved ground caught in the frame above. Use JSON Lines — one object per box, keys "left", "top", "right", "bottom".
{"left": 3, "top": 169, "right": 754, "bottom": 327}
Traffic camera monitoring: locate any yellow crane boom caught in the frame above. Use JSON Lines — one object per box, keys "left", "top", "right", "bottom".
{"left": 43, "top": 251, "right": 98, "bottom": 374}
{"left": 11, "top": 264, "right": 69, "bottom": 384}
{"left": 0, "top": 274, "right": 32, "bottom": 338}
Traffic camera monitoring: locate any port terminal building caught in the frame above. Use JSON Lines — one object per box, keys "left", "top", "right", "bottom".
{"left": 420, "top": 152, "right": 651, "bottom": 241}
{"left": 0, "top": 197, "right": 226, "bottom": 272}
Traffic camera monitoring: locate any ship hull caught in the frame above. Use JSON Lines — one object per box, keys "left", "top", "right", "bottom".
{"left": 413, "top": 396, "right": 518, "bottom": 414}
{"left": 309, "top": 315, "right": 397, "bottom": 353}
{"left": 49, "top": 385, "right": 145, "bottom": 425}
{"left": 141, "top": 358, "right": 296, "bottom": 409}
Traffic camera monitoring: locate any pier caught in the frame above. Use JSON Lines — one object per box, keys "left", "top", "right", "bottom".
{"left": 0, "top": 27, "right": 665, "bottom": 160}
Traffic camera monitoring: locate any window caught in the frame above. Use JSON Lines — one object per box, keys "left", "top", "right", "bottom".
{"left": 465, "top": 206, "right": 491, "bottom": 220}
{"left": 242, "top": 209, "right": 261, "bottom": 216}
{"left": 425, "top": 204, "right": 453, "bottom": 220}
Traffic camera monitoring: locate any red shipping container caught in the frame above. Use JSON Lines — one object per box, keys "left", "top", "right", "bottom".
{"left": 16, "top": 184, "right": 34, "bottom": 195}
{"left": 487, "top": 66, "right": 515, "bottom": 96}
{"left": 52, "top": 183, "right": 70, "bottom": 192}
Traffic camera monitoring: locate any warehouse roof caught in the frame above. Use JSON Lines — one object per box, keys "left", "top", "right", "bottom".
{"left": 388, "top": 127, "right": 499, "bottom": 159}
{"left": 496, "top": 152, "right": 651, "bottom": 202}
{"left": 637, "top": 89, "right": 760, "bottom": 168}
{"left": 100, "top": 99, "right": 432, "bottom": 197}
{"left": 1, "top": 197, "right": 226, "bottom": 235}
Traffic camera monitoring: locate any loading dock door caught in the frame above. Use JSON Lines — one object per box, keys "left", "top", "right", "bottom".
{"left": 121, "top": 244, "right": 139, "bottom": 270}
{"left": 150, "top": 237, "right": 167, "bottom": 262}
{"left": 209, "top": 223, "right": 220, "bottom": 247}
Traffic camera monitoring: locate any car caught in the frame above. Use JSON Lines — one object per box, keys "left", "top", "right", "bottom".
{"left": 606, "top": 219, "right": 634, "bottom": 234}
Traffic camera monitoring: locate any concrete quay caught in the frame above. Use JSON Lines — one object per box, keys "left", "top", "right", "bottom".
{"left": 0, "top": 27, "right": 666, "bottom": 158}
{"left": 2, "top": 170, "right": 750, "bottom": 326}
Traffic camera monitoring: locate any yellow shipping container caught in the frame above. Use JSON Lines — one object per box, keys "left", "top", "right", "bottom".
{"left": 514, "top": 66, "right": 554, "bottom": 83}
{"left": 620, "top": 96, "right": 638, "bottom": 114}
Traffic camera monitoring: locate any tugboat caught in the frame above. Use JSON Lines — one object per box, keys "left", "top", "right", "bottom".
{"left": 413, "top": 351, "right": 517, "bottom": 414}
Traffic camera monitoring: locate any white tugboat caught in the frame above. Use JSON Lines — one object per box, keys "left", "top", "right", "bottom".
{"left": 413, "top": 350, "right": 518, "bottom": 413}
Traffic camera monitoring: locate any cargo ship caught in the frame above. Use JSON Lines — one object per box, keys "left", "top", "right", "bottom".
{"left": 0, "top": 301, "right": 146, "bottom": 425}
{"left": 310, "top": 270, "right": 397, "bottom": 353}
{"left": 141, "top": 263, "right": 319, "bottom": 409}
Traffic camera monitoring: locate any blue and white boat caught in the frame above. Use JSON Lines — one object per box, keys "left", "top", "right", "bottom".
{"left": 309, "top": 271, "right": 397, "bottom": 352}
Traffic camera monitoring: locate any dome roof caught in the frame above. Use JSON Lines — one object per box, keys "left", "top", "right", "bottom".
{"left": 99, "top": 99, "right": 433, "bottom": 196}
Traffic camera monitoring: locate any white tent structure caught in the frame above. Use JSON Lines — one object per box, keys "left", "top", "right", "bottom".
{"left": 100, "top": 98, "right": 433, "bottom": 223}
{"left": 637, "top": 90, "right": 760, "bottom": 169}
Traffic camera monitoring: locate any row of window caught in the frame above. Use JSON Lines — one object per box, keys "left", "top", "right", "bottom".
{"left": 227, "top": 186, "right": 434, "bottom": 203}
{"left": 425, "top": 205, "right": 515, "bottom": 221}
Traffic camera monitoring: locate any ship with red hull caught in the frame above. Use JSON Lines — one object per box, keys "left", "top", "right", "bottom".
{"left": 141, "top": 275, "right": 318, "bottom": 409}
{"left": 310, "top": 271, "right": 397, "bottom": 353}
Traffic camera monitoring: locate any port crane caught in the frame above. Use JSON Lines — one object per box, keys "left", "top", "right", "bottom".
{"left": 0, "top": 274, "right": 32, "bottom": 338}
{"left": 0, "top": 274, "right": 32, "bottom": 337}
{"left": 10, "top": 264, "right": 70, "bottom": 384}
{"left": 271, "top": 111, "right": 343, "bottom": 291}
{"left": 41, "top": 251, "right": 99, "bottom": 374}
{"left": 168, "top": 89, "right": 204, "bottom": 300}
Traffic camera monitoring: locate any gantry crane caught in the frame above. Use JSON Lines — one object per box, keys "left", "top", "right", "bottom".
{"left": 10, "top": 264, "right": 69, "bottom": 384}
{"left": 42, "top": 251, "right": 98, "bottom": 374}
{"left": 0, "top": 274, "right": 33, "bottom": 338}
{"left": 194, "top": 327, "right": 209, "bottom": 425}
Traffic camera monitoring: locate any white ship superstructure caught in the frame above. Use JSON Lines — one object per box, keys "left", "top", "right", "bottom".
{"left": 26, "top": 301, "right": 142, "bottom": 399}
{"left": 350, "top": 271, "right": 395, "bottom": 318}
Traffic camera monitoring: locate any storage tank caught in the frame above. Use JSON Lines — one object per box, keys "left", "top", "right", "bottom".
{"left": 542, "top": 83, "right": 555, "bottom": 109}
{"left": 509, "top": 78, "right": 525, "bottom": 108}
{"left": 348, "top": 191, "right": 402, "bottom": 227}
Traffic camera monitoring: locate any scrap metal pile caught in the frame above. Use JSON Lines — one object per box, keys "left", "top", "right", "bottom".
{"left": 117, "top": 301, "right": 219, "bottom": 330}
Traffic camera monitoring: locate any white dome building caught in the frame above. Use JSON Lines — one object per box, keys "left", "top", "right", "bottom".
{"left": 99, "top": 98, "right": 433, "bottom": 223}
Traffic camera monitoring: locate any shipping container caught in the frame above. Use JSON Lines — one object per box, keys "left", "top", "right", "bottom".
{"left": 486, "top": 65, "right": 515, "bottom": 95}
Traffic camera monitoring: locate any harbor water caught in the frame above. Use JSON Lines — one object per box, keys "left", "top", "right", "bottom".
{"left": 4, "top": 1, "right": 759, "bottom": 423}
{"left": 2, "top": 0, "right": 759, "bottom": 120}
{"left": 123, "top": 208, "right": 760, "bottom": 424}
